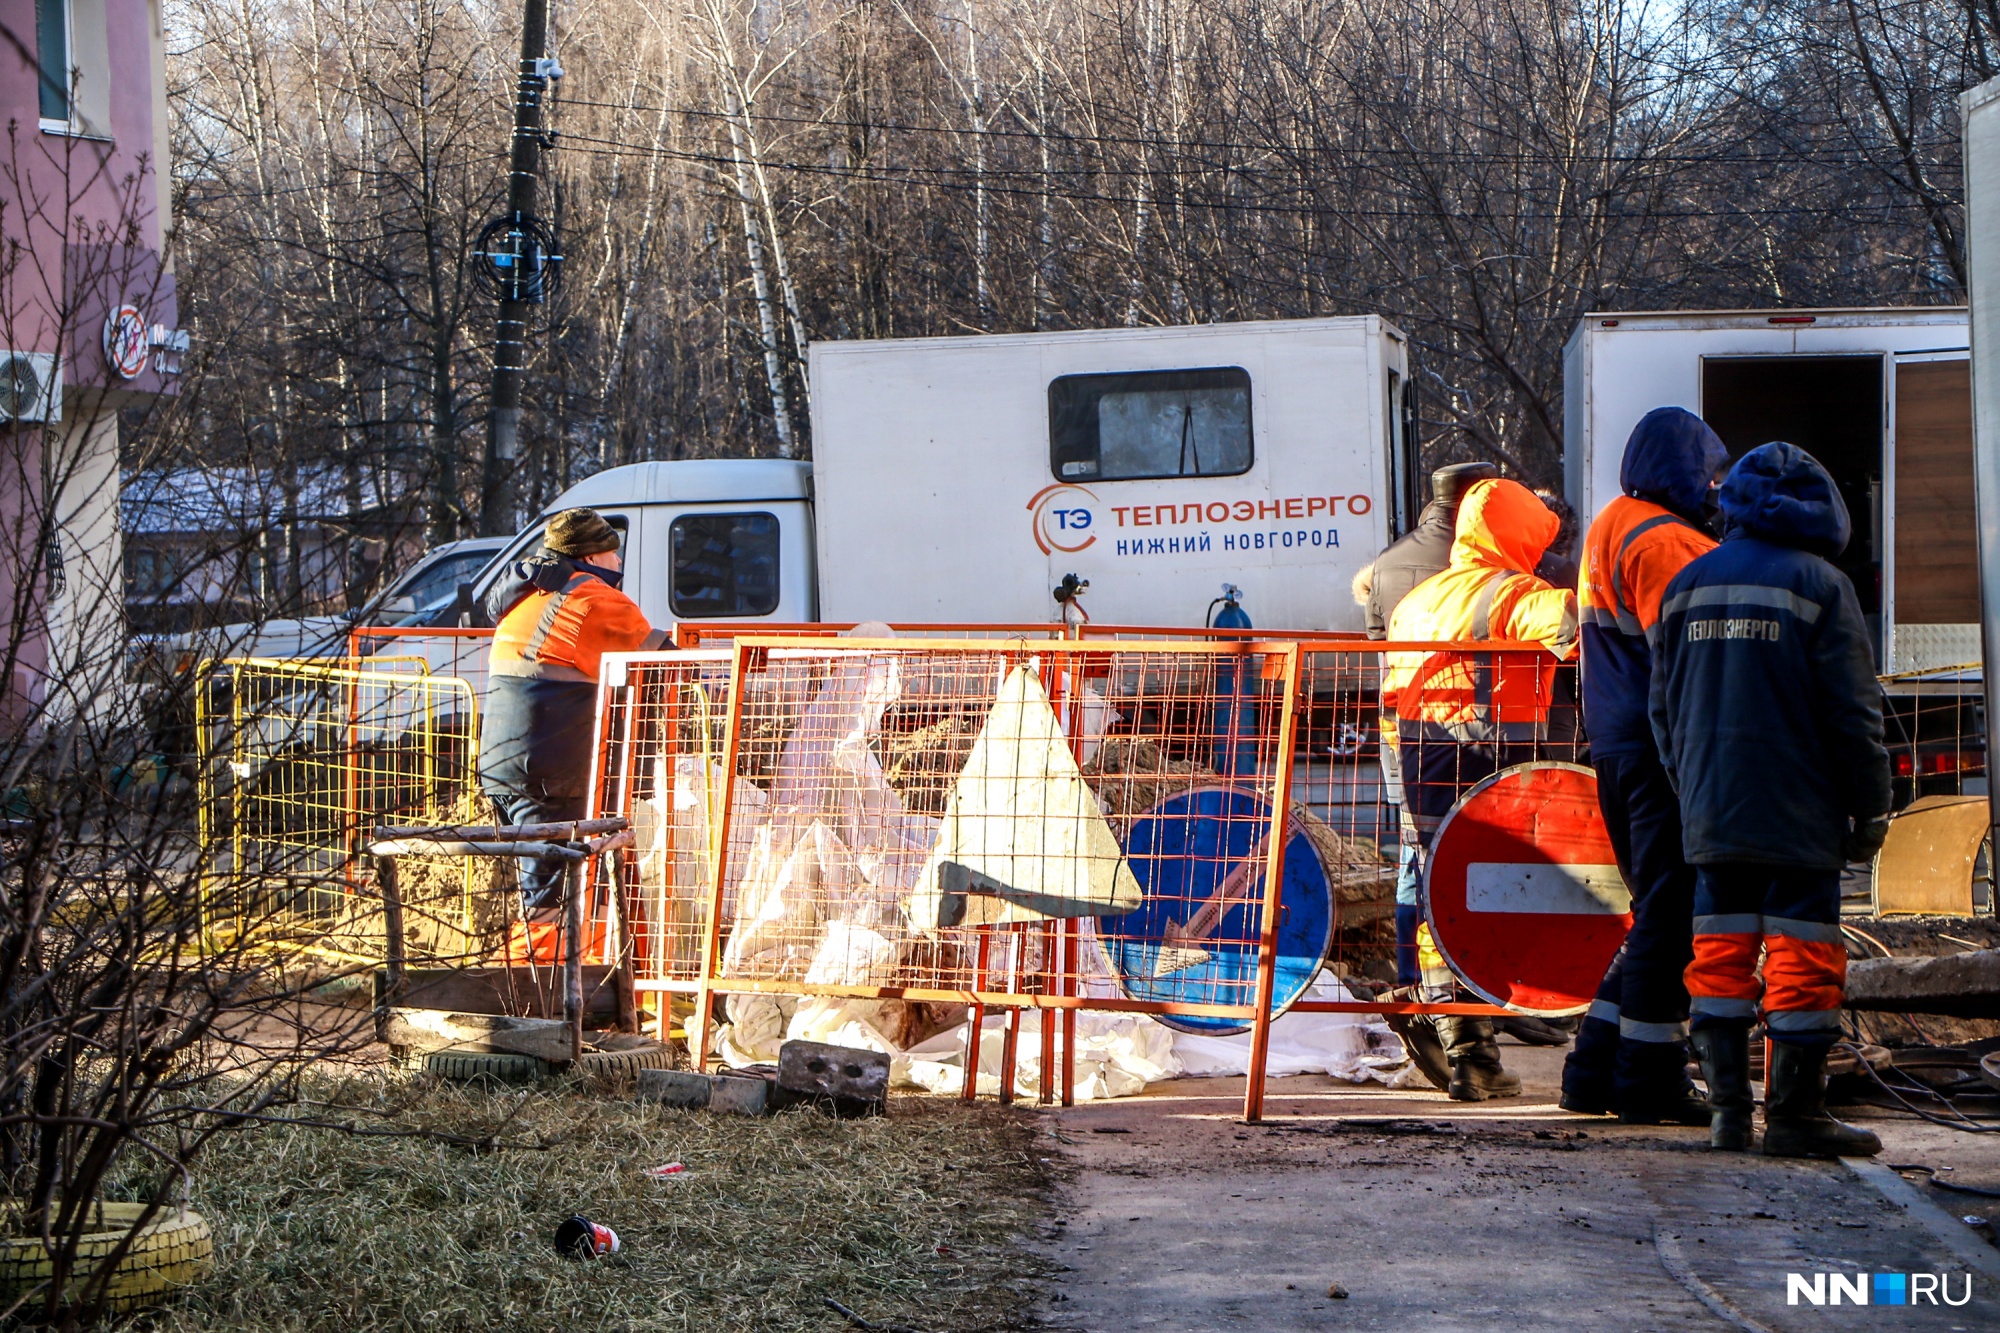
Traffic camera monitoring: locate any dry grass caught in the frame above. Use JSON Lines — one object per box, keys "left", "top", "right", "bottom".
{"left": 126, "top": 1076, "right": 1061, "bottom": 1333}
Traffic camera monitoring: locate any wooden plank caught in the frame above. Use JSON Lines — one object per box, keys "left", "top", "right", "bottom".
{"left": 376, "top": 966, "right": 623, "bottom": 1020}
{"left": 1894, "top": 360, "right": 1978, "bottom": 624}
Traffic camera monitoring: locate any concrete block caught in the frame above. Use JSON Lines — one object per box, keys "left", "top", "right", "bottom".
{"left": 708, "top": 1070, "right": 772, "bottom": 1115}
{"left": 778, "top": 1040, "right": 889, "bottom": 1115}
{"left": 1844, "top": 949, "right": 2000, "bottom": 1017}
{"left": 637, "top": 1068, "right": 712, "bottom": 1110}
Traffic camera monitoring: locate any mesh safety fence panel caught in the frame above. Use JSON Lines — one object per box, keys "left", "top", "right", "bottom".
{"left": 602, "top": 640, "right": 1307, "bottom": 1032}
{"left": 196, "top": 658, "right": 487, "bottom": 962}
{"left": 590, "top": 651, "right": 739, "bottom": 987}
{"left": 350, "top": 627, "right": 495, "bottom": 707}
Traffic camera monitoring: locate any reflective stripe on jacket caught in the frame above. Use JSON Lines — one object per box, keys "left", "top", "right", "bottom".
{"left": 1383, "top": 479, "right": 1577, "bottom": 743}
{"left": 490, "top": 570, "right": 656, "bottom": 684}
{"left": 1577, "top": 496, "right": 1715, "bottom": 756}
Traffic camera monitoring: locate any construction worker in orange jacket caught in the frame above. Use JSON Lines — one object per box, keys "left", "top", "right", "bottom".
{"left": 1559, "top": 407, "right": 1728, "bottom": 1127}
{"left": 477, "top": 508, "right": 668, "bottom": 915}
{"left": 1384, "top": 478, "right": 1577, "bottom": 1099}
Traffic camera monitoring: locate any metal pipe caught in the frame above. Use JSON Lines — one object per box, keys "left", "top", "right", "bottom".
{"left": 376, "top": 855, "right": 406, "bottom": 1043}
{"left": 1243, "top": 643, "right": 1302, "bottom": 1124}
{"left": 564, "top": 858, "right": 585, "bottom": 1063}
{"left": 369, "top": 817, "right": 628, "bottom": 842}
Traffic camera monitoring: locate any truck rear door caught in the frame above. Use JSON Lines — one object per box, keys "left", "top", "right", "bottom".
{"left": 1888, "top": 353, "right": 1977, "bottom": 672}
{"left": 1699, "top": 354, "right": 1886, "bottom": 658}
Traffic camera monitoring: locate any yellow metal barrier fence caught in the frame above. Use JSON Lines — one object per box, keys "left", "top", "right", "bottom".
{"left": 195, "top": 658, "right": 491, "bottom": 962}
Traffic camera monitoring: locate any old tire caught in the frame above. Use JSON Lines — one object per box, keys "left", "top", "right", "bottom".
{"left": 424, "top": 1048, "right": 548, "bottom": 1086}
{"left": 0, "top": 1202, "right": 213, "bottom": 1314}
{"left": 569, "top": 1044, "right": 675, "bottom": 1082}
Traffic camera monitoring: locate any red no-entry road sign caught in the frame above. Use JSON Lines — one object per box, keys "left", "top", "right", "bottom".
{"left": 1422, "top": 762, "right": 1631, "bottom": 1016}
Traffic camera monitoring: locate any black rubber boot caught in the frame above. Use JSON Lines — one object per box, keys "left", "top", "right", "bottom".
{"left": 1619, "top": 1085, "right": 1713, "bottom": 1127}
{"left": 1558, "top": 1091, "right": 1613, "bottom": 1115}
{"left": 1619, "top": 1039, "right": 1712, "bottom": 1126}
{"left": 1762, "top": 1041, "right": 1882, "bottom": 1159}
{"left": 1689, "top": 1026, "right": 1754, "bottom": 1151}
{"left": 1559, "top": 1012, "right": 1620, "bottom": 1115}
{"left": 1438, "top": 1017, "right": 1521, "bottom": 1101}
{"left": 1383, "top": 993, "right": 1451, "bottom": 1092}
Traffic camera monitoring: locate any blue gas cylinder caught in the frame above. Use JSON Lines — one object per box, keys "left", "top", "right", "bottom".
{"left": 1210, "top": 586, "right": 1257, "bottom": 777}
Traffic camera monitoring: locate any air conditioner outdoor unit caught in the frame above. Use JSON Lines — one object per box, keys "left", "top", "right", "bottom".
{"left": 0, "top": 351, "right": 62, "bottom": 424}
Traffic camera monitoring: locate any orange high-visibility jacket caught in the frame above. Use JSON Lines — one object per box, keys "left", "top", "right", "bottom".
{"left": 490, "top": 571, "right": 658, "bottom": 684}
{"left": 1576, "top": 495, "right": 1716, "bottom": 756}
{"left": 1383, "top": 479, "right": 1578, "bottom": 743}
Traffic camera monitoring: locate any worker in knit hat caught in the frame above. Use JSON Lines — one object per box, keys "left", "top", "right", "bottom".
{"left": 477, "top": 508, "right": 667, "bottom": 924}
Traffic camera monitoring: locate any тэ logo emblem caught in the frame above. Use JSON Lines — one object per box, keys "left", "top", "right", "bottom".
{"left": 1028, "top": 483, "right": 1097, "bottom": 555}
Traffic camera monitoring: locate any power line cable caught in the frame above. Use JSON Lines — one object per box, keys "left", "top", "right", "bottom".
{"left": 550, "top": 131, "right": 1942, "bottom": 221}
{"left": 549, "top": 91, "right": 1960, "bottom": 168}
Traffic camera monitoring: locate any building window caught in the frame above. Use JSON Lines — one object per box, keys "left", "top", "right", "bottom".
{"left": 670, "top": 513, "right": 780, "bottom": 618}
{"left": 36, "top": 0, "right": 70, "bottom": 127}
{"left": 1048, "top": 367, "right": 1254, "bottom": 482}
{"left": 35, "top": 0, "right": 109, "bottom": 138}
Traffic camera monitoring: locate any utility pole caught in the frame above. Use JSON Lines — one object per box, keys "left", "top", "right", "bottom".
{"left": 478, "top": 0, "right": 558, "bottom": 536}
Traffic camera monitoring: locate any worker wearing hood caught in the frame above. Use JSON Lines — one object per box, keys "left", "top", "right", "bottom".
{"left": 1383, "top": 478, "right": 1577, "bottom": 1102}
{"left": 1383, "top": 478, "right": 1578, "bottom": 756}
{"left": 1650, "top": 442, "right": 1889, "bottom": 1159}
{"left": 1362, "top": 462, "right": 1498, "bottom": 1002}
{"left": 1561, "top": 408, "right": 1726, "bottom": 1128}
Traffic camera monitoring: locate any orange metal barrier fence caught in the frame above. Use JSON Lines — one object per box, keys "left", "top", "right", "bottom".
{"left": 672, "top": 622, "right": 1071, "bottom": 648}
{"left": 593, "top": 633, "right": 1576, "bottom": 1120}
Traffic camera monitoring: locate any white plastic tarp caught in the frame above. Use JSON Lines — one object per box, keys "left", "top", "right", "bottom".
{"left": 1167, "top": 974, "right": 1416, "bottom": 1085}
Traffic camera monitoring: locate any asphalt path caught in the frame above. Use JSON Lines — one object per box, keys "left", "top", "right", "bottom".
{"left": 1039, "top": 1045, "right": 2000, "bottom": 1331}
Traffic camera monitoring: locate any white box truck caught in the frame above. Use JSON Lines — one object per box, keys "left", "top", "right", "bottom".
{"left": 1563, "top": 306, "right": 1984, "bottom": 808}
{"left": 461, "top": 316, "right": 1416, "bottom": 633}
{"left": 1562, "top": 307, "right": 1973, "bottom": 675}
{"left": 1961, "top": 74, "right": 2000, "bottom": 834}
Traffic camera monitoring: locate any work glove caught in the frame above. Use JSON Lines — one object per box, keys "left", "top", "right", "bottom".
{"left": 1840, "top": 815, "right": 1891, "bottom": 865}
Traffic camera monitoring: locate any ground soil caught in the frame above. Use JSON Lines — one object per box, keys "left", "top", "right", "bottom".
{"left": 1036, "top": 1044, "right": 2000, "bottom": 1332}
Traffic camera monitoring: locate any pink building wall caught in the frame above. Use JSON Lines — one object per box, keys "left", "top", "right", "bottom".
{"left": 1, "top": 0, "right": 179, "bottom": 731}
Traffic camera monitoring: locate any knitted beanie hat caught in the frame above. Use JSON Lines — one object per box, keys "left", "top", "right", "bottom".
{"left": 543, "top": 508, "right": 620, "bottom": 558}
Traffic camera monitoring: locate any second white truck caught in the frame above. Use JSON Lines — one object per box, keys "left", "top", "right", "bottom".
{"left": 1563, "top": 306, "right": 1973, "bottom": 675}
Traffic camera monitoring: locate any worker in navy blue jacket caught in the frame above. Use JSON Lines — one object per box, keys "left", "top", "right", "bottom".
{"left": 1649, "top": 441, "right": 1890, "bottom": 1158}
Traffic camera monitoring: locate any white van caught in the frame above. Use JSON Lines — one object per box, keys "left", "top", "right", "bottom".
{"left": 462, "top": 316, "right": 1416, "bottom": 633}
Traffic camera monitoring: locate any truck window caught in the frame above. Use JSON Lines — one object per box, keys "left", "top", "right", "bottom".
{"left": 671, "top": 512, "right": 781, "bottom": 618}
{"left": 1048, "top": 367, "right": 1253, "bottom": 482}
